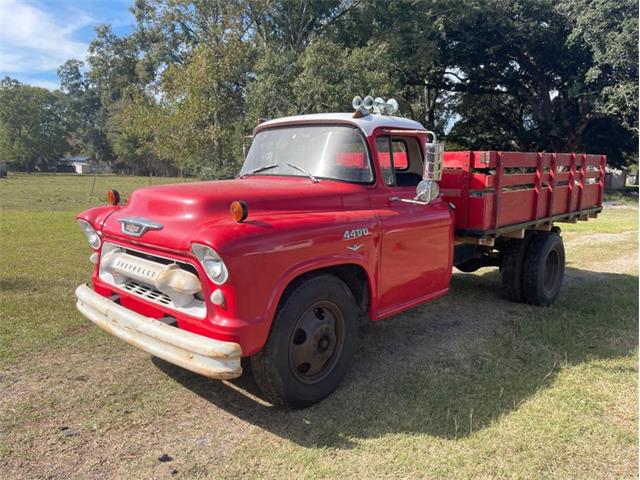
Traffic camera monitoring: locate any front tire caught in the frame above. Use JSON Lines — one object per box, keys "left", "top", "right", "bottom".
{"left": 251, "top": 274, "right": 358, "bottom": 408}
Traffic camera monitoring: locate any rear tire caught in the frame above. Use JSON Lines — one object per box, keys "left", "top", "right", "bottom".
{"left": 500, "top": 234, "right": 535, "bottom": 302}
{"left": 251, "top": 274, "right": 358, "bottom": 408}
{"left": 522, "top": 232, "right": 565, "bottom": 306}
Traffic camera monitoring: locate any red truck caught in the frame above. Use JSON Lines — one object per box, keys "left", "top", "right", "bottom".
{"left": 75, "top": 100, "right": 605, "bottom": 407}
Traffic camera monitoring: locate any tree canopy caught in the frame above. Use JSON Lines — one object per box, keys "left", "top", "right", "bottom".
{"left": 0, "top": 77, "right": 68, "bottom": 171}
{"left": 0, "top": 0, "right": 637, "bottom": 174}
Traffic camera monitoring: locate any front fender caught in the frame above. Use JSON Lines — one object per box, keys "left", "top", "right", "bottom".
{"left": 205, "top": 211, "right": 381, "bottom": 355}
{"left": 265, "top": 254, "right": 375, "bottom": 325}
{"left": 77, "top": 205, "right": 121, "bottom": 230}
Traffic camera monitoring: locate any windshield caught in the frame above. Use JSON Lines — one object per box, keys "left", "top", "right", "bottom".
{"left": 240, "top": 125, "right": 373, "bottom": 183}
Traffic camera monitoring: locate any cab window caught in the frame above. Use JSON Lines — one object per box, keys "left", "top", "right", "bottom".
{"left": 376, "top": 136, "right": 423, "bottom": 187}
{"left": 392, "top": 140, "right": 409, "bottom": 170}
{"left": 376, "top": 137, "right": 394, "bottom": 186}
{"left": 241, "top": 125, "right": 374, "bottom": 184}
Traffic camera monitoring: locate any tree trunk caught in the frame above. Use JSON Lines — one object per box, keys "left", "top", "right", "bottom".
{"left": 423, "top": 85, "right": 439, "bottom": 130}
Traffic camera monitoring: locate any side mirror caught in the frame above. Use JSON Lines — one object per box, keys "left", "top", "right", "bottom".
{"left": 393, "top": 179, "right": 440, "bottom": 205}
{"left": 415, "top": 180, "right": 440, "bottom": 204}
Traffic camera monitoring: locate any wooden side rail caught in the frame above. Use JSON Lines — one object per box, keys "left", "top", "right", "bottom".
{"left": 440, "top": 150, "right": 606, "bottom": 234}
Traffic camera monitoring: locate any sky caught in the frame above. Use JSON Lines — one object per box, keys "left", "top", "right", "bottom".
{"left": 0, "top": 0, "right": 134, "bottom": 90}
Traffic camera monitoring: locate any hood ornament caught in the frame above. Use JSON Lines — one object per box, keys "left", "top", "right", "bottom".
{"left": 119, "top": 217, "right": 163, "bottom": 237}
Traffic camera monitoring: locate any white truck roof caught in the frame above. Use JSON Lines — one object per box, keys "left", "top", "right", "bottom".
{"left": 255, "top": 112, "right": 426, "bottom": 136}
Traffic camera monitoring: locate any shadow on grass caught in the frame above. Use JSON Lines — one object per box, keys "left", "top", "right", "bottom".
{"left": 153, "top": 266, "right": 638, "bottom": 448}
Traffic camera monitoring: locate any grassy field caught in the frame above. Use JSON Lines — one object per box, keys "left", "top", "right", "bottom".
{"left": 1, "top": 173, "right": 638, "bottom": 479}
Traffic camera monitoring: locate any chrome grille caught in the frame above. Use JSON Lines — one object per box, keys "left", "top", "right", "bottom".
{"left": 122, "top": 281, "right": 172, "bottom": 306}
{"left": 99, "top": 242, "right": 207, "bottom": 319}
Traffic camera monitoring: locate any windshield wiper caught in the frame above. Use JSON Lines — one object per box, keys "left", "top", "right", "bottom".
{"left": 241, "top": 163, "right": 278, "bottom": 177}
{"left": 287, "top": 162, "right": 320, "bottom": 183}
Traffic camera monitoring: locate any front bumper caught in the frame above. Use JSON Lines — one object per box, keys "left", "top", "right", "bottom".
{"left": 75, "top": 284, "right": 242, "bottom": 379}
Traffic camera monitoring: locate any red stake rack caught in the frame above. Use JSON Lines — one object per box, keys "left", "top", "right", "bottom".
{"left": 439, "top": 151, "right": 606, "bottom": 238}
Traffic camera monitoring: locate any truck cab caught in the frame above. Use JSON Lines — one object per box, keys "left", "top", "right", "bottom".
{"left": 75, "top": 104, "right": 604, "bottom": 407}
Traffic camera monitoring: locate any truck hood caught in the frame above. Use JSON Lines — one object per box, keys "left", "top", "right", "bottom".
{"left": 101, "top": 176, "right": 350, "bottom": 251}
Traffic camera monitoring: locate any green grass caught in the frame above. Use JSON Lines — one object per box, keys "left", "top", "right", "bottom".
{"left": 0, "top": 172, "right": 194, "bottom": 211}
{"left": 604, "top": 187, "right": 639, "bottom": 205}
{"left": 0, "top": 174, "right": 637, "bottom": 479}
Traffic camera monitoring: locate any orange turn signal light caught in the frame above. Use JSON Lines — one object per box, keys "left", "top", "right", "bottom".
{"left": 107, "top": 189, "right": 120, "bottom": 205}
{"left": 230, "top": 200, "right": 248, "bottom": 222}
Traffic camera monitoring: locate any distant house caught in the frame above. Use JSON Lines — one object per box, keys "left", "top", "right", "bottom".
{"left": 604, "top": 166, "right": 628, "bottom": 190}
{"left": 59, "top": 155, "right": 111, "bottom": 175}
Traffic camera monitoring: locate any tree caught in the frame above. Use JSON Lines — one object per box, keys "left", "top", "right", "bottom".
{"left": 560, "top": 0, "right": 638, "bottom": 165}
{"left": 130, "top": 40, "right": 253, "bottom": 178}
{"left": 9, "top": 0, "right": 628, "bottom": 178}
{"left": 246, "top": 39, "right": 398, "bottom": 123}
{"left": 86, "top": 23, "right": 150, "bottom": 173}
{"left": 247, "top": 0, "right": 357, "bottom": 52}
{"left": 109, "top": 1, "right": 254, "bottom": 177}
{"left": 87, "top": 24, "right": 143, "bottom": 105}
{"left": 331, "top": 0, "right": 456, "bottom": 132}
{"left": 244, "top": 1, "right": 402, "bottom": 124}
{"left": 0, "top": 77, "right": 68, "bottom": 171}
{"left": 57, "top": 60, "right": 112, "bottom": 161}
{"left": 293, "top": 40, "right": 398, "bottom": 113}
{"left": 246, "top": 46, "right": 302, "bottom": 121}
{"left": 439, "top": 0, "right": 637, "bottom": 166}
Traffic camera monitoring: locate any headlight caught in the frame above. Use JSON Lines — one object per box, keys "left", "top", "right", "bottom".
{"left": 77, "top": 220, "right": 101, "bottom": 249}
{"left": 191, "top": 243, "right": 228, "bottom": 284}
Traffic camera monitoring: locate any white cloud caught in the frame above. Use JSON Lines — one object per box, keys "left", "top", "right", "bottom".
{"left": 0, "top": 0, "right": 92, "bottom": 74}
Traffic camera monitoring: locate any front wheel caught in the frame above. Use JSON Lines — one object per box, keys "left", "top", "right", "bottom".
{"left": 251, "top": 274, "right": 358, "bottom": 408}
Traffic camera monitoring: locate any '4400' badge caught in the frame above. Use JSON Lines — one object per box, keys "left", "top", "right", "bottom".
{"left": 343, "top": 228, "right": 369, "bottom": 240}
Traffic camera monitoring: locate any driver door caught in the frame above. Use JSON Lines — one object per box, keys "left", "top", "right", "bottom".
{"left": 374, "top": 135, "right": 453, "bottom": 316}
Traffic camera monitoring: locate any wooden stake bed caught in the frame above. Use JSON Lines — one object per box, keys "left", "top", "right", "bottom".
{"left": 440, "top": 151, "right": 606, "bottom": 240}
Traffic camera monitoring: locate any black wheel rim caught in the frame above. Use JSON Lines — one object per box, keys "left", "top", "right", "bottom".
{"left": 543, "top": 249, "right": 560, "bottom": 293}
{"left": 288, "top": 300, "right": 345, "bottom": 384}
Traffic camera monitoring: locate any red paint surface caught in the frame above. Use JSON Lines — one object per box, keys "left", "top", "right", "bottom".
{"left": 78, "top": 122, "right": 605, "bottom": 357}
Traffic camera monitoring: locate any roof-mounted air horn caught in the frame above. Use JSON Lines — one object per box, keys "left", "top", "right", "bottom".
{"left": 352, "top": 95, "right": 398, "bottom": 118}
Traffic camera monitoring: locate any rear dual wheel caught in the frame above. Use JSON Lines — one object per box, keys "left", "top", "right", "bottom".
{"left": 500, "top": 234, "right": 535, "bottom": 302}
{"left": 522, "top": 232, "right": 565, "bottom": 306}
{"left": 501, "top": 232, "right": 565, "bottom": 306}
